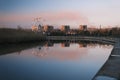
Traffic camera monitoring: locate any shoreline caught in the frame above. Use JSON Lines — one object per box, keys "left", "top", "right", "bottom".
{"left": 93, "top": 38, "right": 120, "bottom": 80}
{"left": 0, "top": 28, "right": 120, "bottom": 79}
{"left": 0, "top": 28, "right": 46, "bottom": 44}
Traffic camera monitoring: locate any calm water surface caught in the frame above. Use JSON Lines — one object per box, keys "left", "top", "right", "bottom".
{"left": 0, "top": 42, "right": 113, "bottom": 80}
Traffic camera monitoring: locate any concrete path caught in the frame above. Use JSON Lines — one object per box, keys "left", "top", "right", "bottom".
{"left": 93, "top": 38, "right": 120, "bottom": 80}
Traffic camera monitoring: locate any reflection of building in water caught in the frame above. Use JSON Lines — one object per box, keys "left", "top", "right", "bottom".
{"left": 79, "top": 43, "right": 87, "bottom": 47}
{"left": 99, "top": 44, "right": 113, "bottom": 49}
{"left": 87, "top": 43, "right": 97, "bottom": 48}
{"left": 31, "top": 46, "right": 49, "bottom": 57}
{"left": 45, "top": 42, "right": 54, "bottom": 47}
{"left": 31, "top": 48, "right": 87, "bottom": 61}
{"left": 16, "top": 42, "right": 112, "bottom": 61}
{"left": 61, "top": 42, "right": 70, "bottom": 47}
{"left": 17, "top": 43, "right": 89, "bottom": 61}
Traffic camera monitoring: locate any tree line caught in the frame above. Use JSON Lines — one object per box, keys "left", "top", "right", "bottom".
{"left": 48, "top": 27, "right": 120, "bottom": 37}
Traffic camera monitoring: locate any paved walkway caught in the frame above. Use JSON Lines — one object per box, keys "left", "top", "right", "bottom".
{"left": 93, "top": 38, "right": 120, "bottom": 80}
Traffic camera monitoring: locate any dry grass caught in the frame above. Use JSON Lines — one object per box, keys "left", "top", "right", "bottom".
{"left": 0, "top": 28, "right": 46, "bottom": 44}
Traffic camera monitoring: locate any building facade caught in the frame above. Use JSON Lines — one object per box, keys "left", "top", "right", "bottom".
{"left": 79, "top": 25, "right": 87, "bottom": 31}
{"left": 38, "top": 24, "right": 43, "bottom": 32}
{"left": 61, "top": 25, "right": 70, "bottom": 32}
{"left": 32, "top": 24, "right": 43, "bottom": 32}
{"left": 32, "top": 25, "right": 38, "bottom": 31}
{"left": 43, "top": 25, "right": 54, "bottom": 32}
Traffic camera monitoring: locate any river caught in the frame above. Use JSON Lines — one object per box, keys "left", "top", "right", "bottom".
{"left": 0, "top": 41, "right": 113, "bottom": 80}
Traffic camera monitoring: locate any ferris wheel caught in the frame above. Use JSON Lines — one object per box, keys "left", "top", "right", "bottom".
{"left": 33, "top": 17, "right": 46, "bottom": 26}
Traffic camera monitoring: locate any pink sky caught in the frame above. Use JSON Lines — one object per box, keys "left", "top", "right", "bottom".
{"left": 0, "top": 11, "right": 90, "bottom": 28}
{"left": 0, "top": 0, "right": 120, "bottom": 28}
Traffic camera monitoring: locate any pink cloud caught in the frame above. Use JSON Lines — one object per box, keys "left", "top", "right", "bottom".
{"left": 0, "top": 11, "right": 90, "bottom": 28}
{"left": 38, "top": 11, "right": 90, "bottom": 25}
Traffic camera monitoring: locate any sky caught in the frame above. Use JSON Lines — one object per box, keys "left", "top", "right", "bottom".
{"left": 0, "top": 0, "right": 120, "bottom": 28}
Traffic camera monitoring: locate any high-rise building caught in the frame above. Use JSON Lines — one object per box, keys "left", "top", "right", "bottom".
{"left": 38, "top": 24, "right": 43, "bottom": 32}
{"left": 32, "top": 25, "right": 38, "bottom": 31}
{"left": 43, "top": 25, "right": 54, "bottom": 32}
{"left": 32, "top": 24, "right": 44, "bottom": 32}
{"left": 61, "top": 25, "right": 70, "bottom": 32}
{"left": 79, "top": 25, "right": 87, "bottom": 31}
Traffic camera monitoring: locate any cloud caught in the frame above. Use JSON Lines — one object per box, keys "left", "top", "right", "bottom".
{"left": 38, "top": 11, "right": 90, "bottom": 26}
{"left": 0, "top": 11, "right": 90, "bottom": 28}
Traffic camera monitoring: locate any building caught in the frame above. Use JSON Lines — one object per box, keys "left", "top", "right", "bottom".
{"left": 43, "top": 25, "right": 54, "bottom": 32}
{"left": 38, "top": 24, "right": 43, "bottom": 32}
{"left": 79, "top": 25, "right": 87, "bottom": 31}
{"left": 32, "top": 24, "right": 44, "bottom": 32}
{"left": 61, "top": 25, "right": 70, "bottom": 32}
{"left": 32, "top": 25, "right": 38, "bottom": 31}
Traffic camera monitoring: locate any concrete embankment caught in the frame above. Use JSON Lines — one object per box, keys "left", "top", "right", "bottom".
{"left": 93, "top": 38, "right": 120, "bottom": 80}
{"left": 46, "top": 36, "right": 115, "bottom": 45}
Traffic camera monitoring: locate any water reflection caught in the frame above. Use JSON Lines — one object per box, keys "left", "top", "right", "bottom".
{"left": 0, "top": 41, "right": 113, "bottom": 80}
{"left": 45, "top": 41, "right": 54, "bottom": 47}
{"left": 15, "top": 41, "right": 113, "bottom": 61}
{"left": 61, "top": 42, "right": 70, "bottom": 47}
{"left": 0, "top": 42, "right": 45, "bottom": 55}
{"left": 79, "top": 43, "right": 87, "bottom": 47}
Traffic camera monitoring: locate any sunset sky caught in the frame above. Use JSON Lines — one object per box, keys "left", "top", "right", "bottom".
{"left": 0, "top": 0, "right": 120, "bottom": 28}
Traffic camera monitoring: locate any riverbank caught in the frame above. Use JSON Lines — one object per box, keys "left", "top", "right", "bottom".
{"left": 0, "top": 28, "right": 46, "bottom": 44}
{"left": 93, "top": 38, "right": 120, "bottom": 80}
{"left": 0, "top": 30, "right": 119, "bottom": 79}
{"left": 46, "top": 36, "right": 115, "bottom": 45}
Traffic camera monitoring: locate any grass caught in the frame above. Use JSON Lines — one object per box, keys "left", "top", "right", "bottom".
{"left": 0, "top": 28, "right": 46, "bottom": 44}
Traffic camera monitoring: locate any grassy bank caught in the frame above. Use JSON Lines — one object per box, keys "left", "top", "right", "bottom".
{"left": 0, "top": 28, "right": 46, "bottom": 44}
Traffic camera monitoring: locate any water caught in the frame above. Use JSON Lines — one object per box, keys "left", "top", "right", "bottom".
{"left": 0, "top": 41, "right": 113, "bottom": 80}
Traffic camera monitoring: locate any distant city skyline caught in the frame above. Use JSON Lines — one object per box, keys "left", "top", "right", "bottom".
{"left": 0, "top": 0, "right": 120, "bottom": 28}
